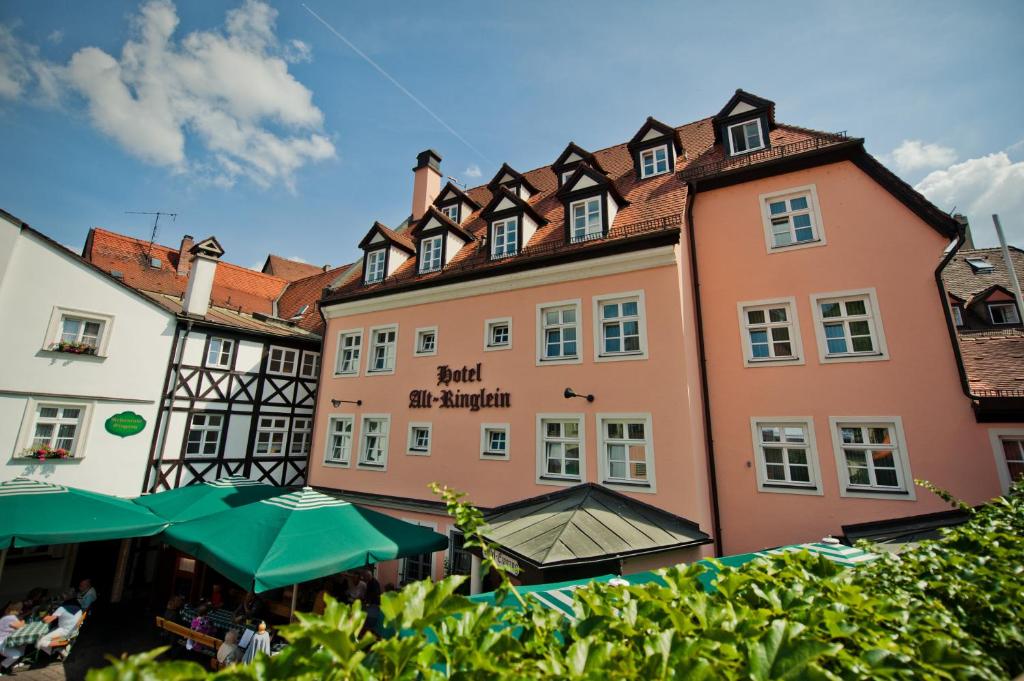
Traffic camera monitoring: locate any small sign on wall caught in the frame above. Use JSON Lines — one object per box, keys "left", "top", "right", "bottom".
{"left": 105, "top": 411, "right": 147, "bottom": 438}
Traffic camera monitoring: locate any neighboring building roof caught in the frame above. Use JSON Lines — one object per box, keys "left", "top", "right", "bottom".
{"left": 843, "top": 509, "right": 969, "bottom": 551}
{"left": 276, "top": 264, "right": 354, "bottom": 332}
{"left": 141, "top": 291, "right": 320, "bottom": 340}
{"left": 943, "top": 246, "right": 1024, "bottom": 302}
{"left": 957, "top": 328, "right": 1024, "bottom": 394}
{"left": 261, "top": 254, "right": 325, "bottom": 282}
{"left": 481, "top": 483, "right": 711, "bottom": 568}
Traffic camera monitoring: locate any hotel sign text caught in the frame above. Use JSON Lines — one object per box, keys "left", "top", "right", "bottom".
{"left": 409, "top": 363, "right": 511, "bottom": 411}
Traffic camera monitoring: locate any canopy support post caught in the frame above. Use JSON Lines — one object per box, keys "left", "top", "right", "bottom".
{"left": 290, "top": 583, "right": 298, "bottom": 622}
{"left": 470, "top": 555, "right": 482, "bottom": 595}
{"left": 0, "top": 548, "right": 7, "bottom": 586}
{"left": 110, "top": 538, "right": 132, "bottom": 603}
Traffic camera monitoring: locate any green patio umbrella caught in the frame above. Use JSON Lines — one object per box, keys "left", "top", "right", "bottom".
{"left": 133, "top": 476, "right": 285, "bottom": 523}
{"left": 0, "top": 477, "right": 168, "bottom": 548}
{"left": 163, "top": 487, "right": 449, "bottom": 593}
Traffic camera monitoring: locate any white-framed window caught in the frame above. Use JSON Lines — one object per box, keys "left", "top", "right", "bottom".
{"left": 407, "top": 422, "right": 432, "bottom": 456}
{"left": 359, "top": 415, "right": 391, "bottom": 469}
{"left": 441, "top": 204, "right": 459, "bottom": 223}
{"left": 267, "top": 346, "right": 299, "bottom": 376}
{"left": 810, "top": 289, "right": 889, "bottom": 363}
{"left": 988, "top": 428, "right": 1024, "bottom": 494}
{"left": 206, "top": 337, "right": 234, "bottom": 369}
{"left": 597, "top": 414, "right": 655, "bottom": 491}
{"left": 484, "top": 317, "right": 512, "bottom": 351}
{"left": 570, "top": 197, "right": 603, "bottom": 242}
{"left": 399, "top": 519, "right": 438, "bottom": 584}
{"left": 750, "top": 418, "right": 822, "bottom": 495}
{"left": 299, "top": 351, "right": 320, "bottom": 379}
{"left": 593, "top": 292, "right": 648, "bottom": 361}
{"left": 365, "top": 249, "right": 386, "bottom": 284}
{"left": 951, "top": 304, "right": 965, "bottom": 327}
{"left": 639, "top": 145, "right": 670, "bottom": 178}
{"left": 759, "top": 185, "right": 825, "bottom": 252}
{"left": 185, "top": 413, "right": 224, "bottom": 457}
{"left": 255, "top": 416, "right": 288, "bottom": 455}
{"left": 324, "top": 415, "right": 354, "bottom": 465}
{"left": 829, "top": 417, "right": 914, "bottom": 499}
{"left": 737, "top": 297, "right": 804, "bottom": 366}
{"left": 27, "top": 404, "right": 86, "bottom": 456}
{"left": 480, "top": 423, "right": 510, "bottom": 460}
{"left": 491, "top": 218, "right": 519, "bottom": 259}
{"left": 414, "top": 327, "right": 438, "bottom": 357}
{"left": 989, "top": 302, "right": 1021, "bottom": 325}
{"left": 420, "top": 235, "right": 443, "bottom": 273}
{"left": 536, "top": 300, "right": 582, "bottom": 365}
{"left": 290, "top": 417, "right": 312, "bottom": 455}
{"left": 537, "top": 415, "right": 584, "bottom": 484}
{"left": 367, "top": 325, "right": 398, "bottom": 374}
{"left": 44, "top": 307, "right": 114, "bottom": 356}
{"left": 335, "top": 330, "right": 362, "bottom": 376}
{"left": 727, "top": 119, "right": 765, "bottom": 155}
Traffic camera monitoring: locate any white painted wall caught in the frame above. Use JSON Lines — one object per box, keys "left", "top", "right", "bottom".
{"left": 0, "top": 220, "right": 176, "bottom": 497}
{"left": 387, "top": 246, "right": 409, "bottom": 276}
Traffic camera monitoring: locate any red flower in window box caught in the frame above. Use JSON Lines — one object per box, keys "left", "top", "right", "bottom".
{"left": 51, "top": 341, "right": 97, "bottom": 356}
{"left": 23, "top": 445, "right": 73, "bottom": 460}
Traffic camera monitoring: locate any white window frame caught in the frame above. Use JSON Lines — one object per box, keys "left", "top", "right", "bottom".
{"left": 988, "top": 428, "right": 1024, "bottom": 495}
{"left": 206, "top": 337, "right": 235, "bottom": 369}
{"left": 484, "top": 317, "right": 512, "bottom": 352}
{"left": 419, "top": 235, "right": 444, "bottom": 273}
{"left": 828, "top": 416, "right": 915, "bottom": 500}
{"left": 44, "top": 307, "right": 114, "bottom": 357}
{"left": 749, "top": 417, "right": 822, "bottom": 495}
{"left": 290, "top": 417, "right": 312, "bottom": 455}
{"left": 480, "top": 423, "right": 510, "bottom": 460}
{"left": 536, "top": 413, "right": 586, "bottom": 486}
{"left": 299, "top": 351, "right": 320, "bottom": 379}
{"left": 407, "top": 422, "right": 432, "bottom": 456}
{"left": 365, "top": 249, "right": 386, "bottom": 284}
{"left": 184, "top": 412, "right": 224, "bottom": 458}
{"left": 491, "top": 217, "right": 519, "bottom": 259}
{"left": 16, "top": 398, "right": 93, "bottom": 459}
{"left": 323, "top": 415, "right": 354, "bottom": 466}
{"left": 414, "top": 326, "right": 438, "bottom": 357}
{"left": 951, "top": 304, "right": 965, "bottom": 327}
{"left": 267, "top": 345, "right": 299, "bottom": 376}
{"left": 988, "top": 302, "right": 1021, "bottom": 325}
{"left": 440, "top": 204, "right": 460, "bottom": 223}
{"left": 639, "top": 144, "right": 670, "bottom": 178}
{"left": 596, "top": 413, "right": 656, "bottom": 493}
{"left": 592, "top": 291, "right": 649, "bottom": 362}
{"left": 569, "top": 197, "right": 603, "bottom": 242}
{"left": 366, "top": 325, "right": 399, "bottom": 375}
{"left": 334, "top": 329, "right": 362, "bottom": 377}
{"left": 255, "top": 415, "right": 289, "bottom": 455}
{"left": 358, "top": 414, "right": 391, "bottom": 470}
{"left": 727, "top": 118, "right": 765, "bottom": 155}
{"left": 398, "top": 519, "right": 438, "bottom": 583}
{"left": 536, "top": 299, "right": 583, "bottom": 366}
{"left": 759, "top": 185, "right": 826, "bottom": 253}
{"left": 810, "top": 288, "right": 889, "bottom": 364}
{"left": 737, "top": 297, "right": 804, "bottom": 367}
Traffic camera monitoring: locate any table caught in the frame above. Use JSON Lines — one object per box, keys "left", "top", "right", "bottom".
{"left": 6, "top": 620, "right": 51, "bottom": 647}
{"left": 180, "top": 606, "right": 246, "bottom": 634}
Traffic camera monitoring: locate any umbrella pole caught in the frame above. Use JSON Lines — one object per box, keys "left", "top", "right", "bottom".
{"left": 290, "top": 583, "right": 298, "bottom": 622}
{"left": 0, "top": 548, "right": 6, "bottom": 585}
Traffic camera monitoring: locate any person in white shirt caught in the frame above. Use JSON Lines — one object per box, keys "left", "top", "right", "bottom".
{"left": 216, "top": 630, "right": 240, "bottom": 667}
{"left": 77, "top": 580, "right": 97, "bottom": 612}
{"left": 36, "top": 592, "right": 82, "bottom": 657}
{"left": 0, "top": 602, "right": 26, "bottom": 675}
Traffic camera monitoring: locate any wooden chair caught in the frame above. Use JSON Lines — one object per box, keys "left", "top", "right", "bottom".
{"left": 154, "top": 616, "right": 224, "bottom": 656}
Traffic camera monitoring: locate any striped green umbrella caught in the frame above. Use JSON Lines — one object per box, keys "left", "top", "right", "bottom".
{"left": 163, "top": 487, "right": 449, "bottom": 593}
{"left": 133, "top": 476, "right": 285, "bottom": 523}
{"left": 0, "top": 477, "right": 168, "bottom": 548}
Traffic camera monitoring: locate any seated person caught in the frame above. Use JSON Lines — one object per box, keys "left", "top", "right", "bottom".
{"left": 216, "top": 630, "right": 240, "bottom": 667}
{"left": 163, "top": 595, "right": 186, "bottom": 623}
{"left": 0, "top": 602, "right": 26, "bottom": 675}
{"left": 209, "top": 585, "right": 224, "bottom": 610}
{"left": 37, "top": 591, "right": 83, "bottom": 657}
{"left": 233, "top": 592, "right": 263, "bottom": 622}
{"left": 77, "top": 579, "right": 97, "bottom": 611}
{"left": 187, "top": 604, "right": 216, "bottom": 653}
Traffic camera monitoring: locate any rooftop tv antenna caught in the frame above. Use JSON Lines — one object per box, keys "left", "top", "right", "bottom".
{"left": 125, "top": 210, "right": 178, "bottom": 263}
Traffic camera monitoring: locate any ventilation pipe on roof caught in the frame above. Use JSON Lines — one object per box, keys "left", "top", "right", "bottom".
{"left": 176, "top": 234, "right": 194, "bottom": 276}
{"left": 953, "top": 214, "right": 973, "bottom": 250}
{"left": 182, "top": 241, "right": 220, "bottom": 317}
{"left": 411, "top": 149, "right": 442, "bottom": 221}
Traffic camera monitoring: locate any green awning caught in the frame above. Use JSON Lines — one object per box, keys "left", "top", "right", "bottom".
{"left": 133, "top": 476, "right": 285, "bottom": 523}
{"left": 162, "top": 487, "right": 449, "bottom": 593}
{"left": 0, "top": 477, "right": 168, "bottom": 548}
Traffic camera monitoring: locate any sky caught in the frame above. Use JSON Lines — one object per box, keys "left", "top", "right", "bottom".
{"left": 1, "top": 0, "right": 1022, "bottom": 271}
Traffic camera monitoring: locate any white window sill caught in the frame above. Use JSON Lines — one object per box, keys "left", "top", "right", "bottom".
{"left": 413, "top": 351, "right": 437, "bottom": 358}
{"left": 481, "top": 451, "right": 509, "bottom": 460}
{"left": 484, "top": 344, "right": 511, "bottom": 352}
{"left": 601, "top": 478, "right": 655, "bottom": 493}
{"left": 407, "top": 449, "right": 430, "bottom": 457}
{"left": 537, "top": 475, "right": 582, "bottom": 486}
{"left": 333, "top": 371, "right": 360, "bottom": 378}
{"left": 357, "top": 462, "right": 387, "bottom": 471}
{"left": 266, "top": 371, "right": 298, "bottom": 378}
{"left": 595, "top": 351, "right": 648, "bottom": 363}
{"left": 537, "top": 356, "right": 582, "bottom": 366}
{"left": 758, "top": 482, "right": 822, "bottom": 496}
{"left": 841, "top": 485, "right": 914, "bottom": 500}
{"left": 365, "top": 369, "right": 395, "bottom": 376}
{"left": 39, "top": 349, "right": 107, "bottom": 362}
{"left": 322, "top": 460, "right": 351, "bottom": 468}
{"left": 822, "top": 351, "right": 889, "bottom": 364}
{"left": 11, "top": 456, "right": 83, "bottom": 465}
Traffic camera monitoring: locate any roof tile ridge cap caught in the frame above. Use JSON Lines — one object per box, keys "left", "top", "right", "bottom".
{"left": 534, "top": 487, "right": 590, "bottom": 565}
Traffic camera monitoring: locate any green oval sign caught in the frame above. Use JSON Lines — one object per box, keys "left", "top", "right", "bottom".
{"left": 105, "top": 411, "right": 147, "bottom": 438}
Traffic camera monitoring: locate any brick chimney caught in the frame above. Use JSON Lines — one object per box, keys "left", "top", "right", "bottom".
{"left": 953, "top": 214, "right": 974, "bottom": 250}
{"left": 182, "top": 238, "right": 223, "bottom": 317}
{"left": 411, "top": 150, "right": 442, "bottom": 221}
{"left": 176, "top": 234, "right": 194, "bottom": 276}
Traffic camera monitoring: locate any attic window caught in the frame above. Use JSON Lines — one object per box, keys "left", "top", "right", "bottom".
{"left": 365, "top": 250, "right": 386, "bottom": 284}
{"left": 727, "top": 119, "right": 765, "bottom": 155}
{"left": 441, "top": 205, "right": 459, "bottom": 223}
{"left": 291, "top": 304, "right": 309, "bottom": 320}
{"left": 420, "top": 235, "right": 443, "bottom": 273}
{"left": 111, "top": 270, "right": 124, "bottom": 280}
{"left": 639, "top": 145, "right": 670, "bottom": 178}
{"left": 149, "top": 257, "right": 162, "bottom": 269}
{"left": 966, "top": 257, "right": 994, "bottom": 273}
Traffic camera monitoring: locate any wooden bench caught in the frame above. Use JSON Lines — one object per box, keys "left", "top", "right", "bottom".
{"left": 154, "top": 616, "right": 224, "bottom": 665}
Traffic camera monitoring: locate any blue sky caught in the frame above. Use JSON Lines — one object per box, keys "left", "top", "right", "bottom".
{"left": 1, "top": 0, "right": 1022, "bottom": 270}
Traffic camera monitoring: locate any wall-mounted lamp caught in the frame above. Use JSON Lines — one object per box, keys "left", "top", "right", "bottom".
{"left": 563, "top": 387, "right": 594, "bottom": 403}
{"left": 331, "top": 398, "right": 363, "bottom": 407}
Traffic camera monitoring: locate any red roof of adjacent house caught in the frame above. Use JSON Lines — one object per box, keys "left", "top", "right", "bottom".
{"left": 957, "top": 329, "right": 1024, "bottom": 394}
{"left": 261, "top": 254, "right": 326, "bottom": 282}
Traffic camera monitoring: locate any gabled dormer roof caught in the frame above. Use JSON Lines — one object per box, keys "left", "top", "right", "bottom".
{"left": 480, "top": 186, "right": 549, "bottom": 226}
{"left": 487, "top": 163, "right": 540, "bottom": 196}
{"left": 190, "top": 236, "right": 224, "bottom": 258}
{"left": 357, "top": 221, "right": 416, "bottom": 255}
{"left": 551, "top": 142, "right": 606, "bottom": 175}
{"left": 968, "top": 284, "right": 1017, "bottom": 307}
{"left": 555, "top": 161, "right": 629, "bottom": 208}
{"left": 409, "top": 205, "right": 475, "bottom": 243}
{"left": 627, "top": 116, "right": 683, "bottom": 154}
{"left": 713, "top": 88, "right": 776, "bottom": 125}
{"left": 434, "top": 181, "right": 482, "bottom": 210}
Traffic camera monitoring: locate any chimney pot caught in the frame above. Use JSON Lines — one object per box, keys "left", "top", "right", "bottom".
{"left": 176, "top": 234, "right": 194, "bottom": 276}
{"left": 182, "top": 236, "right": 221, "bottom": 317}
{"left": 411, "top": 149, "right": 443, "bottom": 221}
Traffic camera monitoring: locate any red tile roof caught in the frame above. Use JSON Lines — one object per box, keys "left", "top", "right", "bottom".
{"left": 943, "top": 247, "right": 1024, "bottom": 302}
{"left": 261, "top": 254, "right": 325, "bottom": 282}
{"left": 276, "top": 264, "right": 354, "bottom": 332}
{"left": 957, "top": 329, "right": 1024, "bottom": 394}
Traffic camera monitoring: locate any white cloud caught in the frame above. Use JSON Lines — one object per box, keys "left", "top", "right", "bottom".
{"left": 915, "top": 152, "right": 1024, "bottom": 247}
{"left": 47, "top": 29, "right": 64, "bottom": 45}
{"left": 283, "top": 39, "right": 312, "bottom": 64}
{"left": 464, "top": 164, "right": 482, "bottom": 179}
{"left": 889, "top": 139, "right": 958, "bottom": 173}
{"left": 0, "top": 0, "right": 334, "bottom": 190}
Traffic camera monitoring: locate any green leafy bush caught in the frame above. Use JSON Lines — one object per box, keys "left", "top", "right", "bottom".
{"left": 90, "top": 482, "right": 1024, "bottom": 680}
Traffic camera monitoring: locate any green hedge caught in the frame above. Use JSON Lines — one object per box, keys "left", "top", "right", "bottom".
{"left": 91, "top": 482, "right": 1024, "bottom": 680}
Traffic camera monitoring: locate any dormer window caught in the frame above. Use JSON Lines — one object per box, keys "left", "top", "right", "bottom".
{"left": 441, "top": 204, "right": 459, "bottom": 223}
{"left": 492, "top": 218, "right": 519, "bottom": 259}
{"left": 365, "top": 250, "right": 386, "bottom": 284}
{"left": 728, "top": 119, "right": 765, "bottom": 155}
{"left": 639, "top": 145, "right": 670, "bottom": 178}
{"left": 420, "top": 235, "right": 443, "bottom": 273}
{"left": 966, "top": 257, "right": 994, "bottom": 273}
{"left": 570, "top": 198, "right": 602, "bottom": 242}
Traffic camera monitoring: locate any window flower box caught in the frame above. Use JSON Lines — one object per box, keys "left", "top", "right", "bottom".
{"left": 50, "top": 341, "right": 98, "bottom": 356}
{"left": 20, "top": 445, "right": 73, "bottom": 461}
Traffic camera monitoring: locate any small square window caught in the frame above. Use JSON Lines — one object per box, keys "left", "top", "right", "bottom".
{"left": 481, "top": 424, "right": 510, "bottom": 460}
{"left": 407, "top": 423, "right": 431, "bottom": 456}
{"left": 537, "top": 301, "right": 581, "bottom": 364}
{"left": 267, "top": 346, "right": 298, "bottom": 375}
{"left": 599, "top": 416, "right": 654, "bottom": 489}
{"left": 365, "top": 249, "right": 386, "bottom": 284}
{"left": 759, "top": 186, "right": 825, "bottom": 253}
{"left": 185, "top": 413, "right": 224, "bottom": 457}
{"left": 206, "top": 338, "right": 234, "bottom": 369}
{"left": 727, "top": 119, "right": 765, "bottom": 155}
{"left": 48, "top": 308, "right": 114, "bottom": 356}
{"left": 639, "top": 145, "right": 670, "bottom": 178}
{"left": 441, "top": 204, "right": 460, "bottom": 223}
{"left": 830, "top": 418, "right": 913, "bottom": 498}
{"left": 299, "top": 351, "right": 320, "bottom": 378}
{"left": 751, "top": 419, "right": 822, "bottom": 495}
{"left": 26, "top": 403, "right": 88, "bottom": 458}
{"left": 966, "top": 257, "right": 994, "bottom": 273}
{"left": 255, "top": 416, "right": 288, "bottom": 455}
{"left": 484, "top": 318, "right": 512, "bottom": 351}
{"left": 414, "top": 327, "right": 438, "bottom": 356}
{"left": 538, "top": 417, "right": 583, "bottom": 481}
{"left": 811, "top": 290, "right": 888, "bottom": 363}
{"left": 738, "top": 298, "right": 803, "bottom": 366}
{"left": 491, "top": 218, "right": 519, "bottom": 259}
{"left": 989, "top": 303, "right": 1021, "bottom": 325}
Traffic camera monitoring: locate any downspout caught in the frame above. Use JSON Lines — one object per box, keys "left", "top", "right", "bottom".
{"left": 149, "top": 319, "right": 192, "bottom": 492}
{"left": 934, "top": 225, "right": 974, "bottom": 399}
{"left": 684, "top": 182, "right": 724, "bottom": 556}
